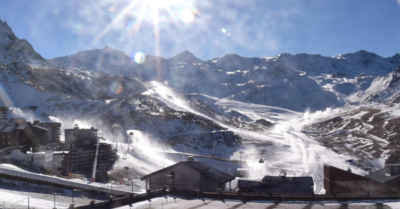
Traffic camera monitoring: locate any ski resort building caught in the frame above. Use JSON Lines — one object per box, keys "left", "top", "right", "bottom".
{"left": 33, "top": 120, "right": 61, "bottom": 143}
{"left": 0, "top": 118, "right": 48, "bottom": 150}
{"left": 0, "top": 107, "right": 8, "bottom": 118}
{"left": 61, "top": 124, "right": 116, "bottom": 175}
{"left": 141, "top": 160, "right": 235, "bottom": 192}
{"left": 64, "top": 124, "right": 98, "bottom": 146}
{"left": 324, "top": 162, "right": 400, "bottom": 194}
{"left": 62, "top": 143, "right": 115, "bottom": 175}
{"left": 238, "top": 175, "right": 314, "bottom": 194}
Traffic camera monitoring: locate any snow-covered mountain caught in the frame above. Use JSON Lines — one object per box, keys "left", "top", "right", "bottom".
{"left": 49, "top": 46, "right": 139, "bottom": 78}
{"left": 0, "top": 20, "right": 47, "bottom": 65}
{"left": 0, "top": 19, "right": 241, "bottom": 154}
{"left": 50, "top": 44, "right": 400, "bottom": 112}
{"left": 349, "top": 67, "right": 400, "bottom": 104}
{"left": 3, "top": 18, "right": 400, "bottom": 192}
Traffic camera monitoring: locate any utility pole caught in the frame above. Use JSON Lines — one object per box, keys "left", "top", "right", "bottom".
{"left": 239, "top": 151, "right": 244, "bottom": 161}
{"left": 53, "top": 193, "right": 56, "bottom": 209}
{"left": 91, "top": 132, "right": 103, "bottom": 182}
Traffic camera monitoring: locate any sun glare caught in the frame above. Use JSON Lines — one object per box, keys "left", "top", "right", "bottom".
{"left": 91, "top": 0, "right": 199, "bottom": 48}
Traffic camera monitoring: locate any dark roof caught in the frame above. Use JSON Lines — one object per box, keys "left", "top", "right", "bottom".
{"left": 238, "top": 179, "right": 261, "bottom": 188}
{"left": 141, "top": 161, "right": 235, "bottom": 183}
{"left": 238, "top": 176, "right": 314, "bottom": 194}
{"left": 261, "top": 176, "right": 313, "bottom": 183}
{"left": 365, "top": 168, "right": 400, "bottom": 183}
{"left": 0, "top": 118, "right": 27, "bottom": 133}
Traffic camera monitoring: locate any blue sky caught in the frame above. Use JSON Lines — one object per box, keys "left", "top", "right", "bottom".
{"left": 1, "top": 0, "right": 400, "bottom": 60}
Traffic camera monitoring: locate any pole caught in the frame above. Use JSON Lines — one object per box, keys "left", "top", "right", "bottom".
{"left": 91, "top": 133, "right": 102, "bottom": 182}
{"left": 28, "top": 197, "right": 29, "bottom": 209}
{"left": 132, "top": 181, "right": 134, "bottom": 193}
{"left": 111, "top": 184, "right": 113, "bottom": 197}
{"left": 53, "top": 193, "right": 56, "bottom": 209}
{"left": 72, "top": 190, "right": 74, "bottom": 204}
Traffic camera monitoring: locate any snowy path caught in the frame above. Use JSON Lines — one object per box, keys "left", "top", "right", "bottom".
{"left": 132, "top": 82, "right": 369, "bottom": 194}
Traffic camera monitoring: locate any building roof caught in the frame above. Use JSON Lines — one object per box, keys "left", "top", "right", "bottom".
{"left": 261, "top": 176, "right": 313, "bottom": 183}
{"left": 0, "top": 118, "right": 27, "bottom": 133}
{"left": 238, "top": 176, "right": 314, "bottom": 194}
{"left": 365, "top": 168, "right": 400, "bottom": 183}
{"left": 141, "top": 160, "right": 235, "bottom": 183}
{"left": 32, "top": 125, "right": 48, "bottom": 131}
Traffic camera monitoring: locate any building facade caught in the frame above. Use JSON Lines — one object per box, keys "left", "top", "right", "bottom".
{"left": 65, "top": 124, "right": 98, "bottom": 145}
{"left": 324, "top": 164, "right": 400, "bottom": 195}
{"left": 62, "top": 143, "right": 115, "bottom": 175}
{"left": 0, "top": 118, "right": 48, "bottom": 150}
{"left": 141, "top": 160, "right": 235, "bottom": 192}
{"left": 33, "top": 121, "right": 61, "bottom": 143}
{"left": 238, "top": 175, "right": 314, "bottom": 194}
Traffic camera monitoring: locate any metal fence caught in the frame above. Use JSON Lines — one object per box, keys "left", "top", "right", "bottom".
{"left": 0, "top": 167, "right": 130, "bottom": 196}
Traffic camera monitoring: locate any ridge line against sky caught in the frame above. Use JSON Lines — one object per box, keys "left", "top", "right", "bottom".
{"left": 0, "top": 0, "right": 400, "bottom": 60}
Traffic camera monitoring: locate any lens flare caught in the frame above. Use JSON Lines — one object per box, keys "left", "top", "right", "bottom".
{"left": 134, "top": 52, "right": 145, "bottom": 63}
{"left": 180, "top": 9, "right": 194, "bottom": 24}
{"left": 0, "top": 84, "right": 14, "bottom": 107}
{"left": 110, "top": 82, "right": 123, "bottom": 94}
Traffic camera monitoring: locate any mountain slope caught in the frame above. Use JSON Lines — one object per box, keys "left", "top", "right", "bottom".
{"left": 50, "top": 46, "right": 400, "bottom": 112}
{"left": 349, "top": 67, "right": 400, "bottom": 104}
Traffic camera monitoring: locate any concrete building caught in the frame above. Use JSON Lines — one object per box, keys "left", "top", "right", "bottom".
{"left": 0, "top": 118, "right": 48, "bottom": 150}
{"left": 238, "top": 175, "right": 314, "bottom": 194}
{"left": 0, "top": 107, "right": 8, "bottom": 118}
{"left": 64, "top": 124, "right": 98, "bottom": 146}
{"left": 33, "top": 120, "right": 61, "bottom": 143}
{"left": 140, "top": 160, "right": 235, "bottom": 192}
{"left": 53, "top": 151, "right": 68, "bottom": 171}
{"left": 62, "top": 144, "right": 115, "bottom": 175}
{"left": 9, "top": 148, "right": 54, "bottom": 169}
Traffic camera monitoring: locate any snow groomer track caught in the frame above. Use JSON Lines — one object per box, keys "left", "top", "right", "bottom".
{"left": 0, "top": 165, "right": 131, "bottom": 196}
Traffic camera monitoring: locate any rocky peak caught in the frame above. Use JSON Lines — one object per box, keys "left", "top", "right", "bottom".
{"left": 0, "top": 19, "right": 19, "bottom": 48}
{"left": 169, "top": 50, "right": 202, "bottom": 63}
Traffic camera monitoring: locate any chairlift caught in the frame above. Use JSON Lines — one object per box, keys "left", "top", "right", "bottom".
{"left": 259, "top": 158, "right": 264, "bottom": 163}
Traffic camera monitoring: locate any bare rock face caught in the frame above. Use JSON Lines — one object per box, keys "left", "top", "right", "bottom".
{"left": 0, "top": 20, "right": 18, "bottom": 47}
{"left": 5, "top": 39, "right": 46, "bottom": 61}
